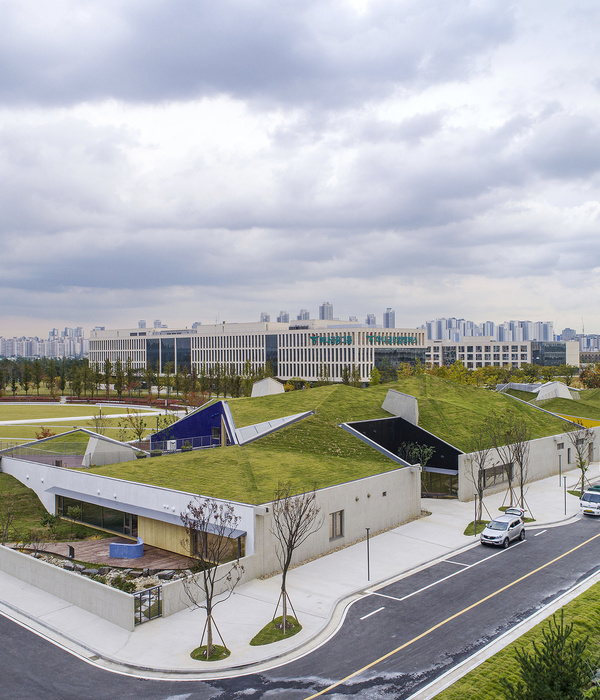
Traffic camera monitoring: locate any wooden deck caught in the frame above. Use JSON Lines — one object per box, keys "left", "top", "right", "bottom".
{"left": 40, "top": 537, "right": 197, "bottom": 570}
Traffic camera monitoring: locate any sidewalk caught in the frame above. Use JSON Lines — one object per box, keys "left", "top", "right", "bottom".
{"left": 0, "top": 465, "right": 593, "bottom": 680}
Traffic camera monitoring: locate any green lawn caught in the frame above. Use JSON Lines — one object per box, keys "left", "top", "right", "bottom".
{"left": 436, "top": 581, "right": 600, "bottom": 699}
{"left": 0, "top": 473, "right": 110, "bottom": 543}
{"left": 0, "top": 405, "right": 135, "bottom": 420}
{"left": 538, "top": 390, "right": 600, "bottom": 421}
{"left": 84, "top": 378, "right": 573, "bottom": 503}
{"left": 504, "top": 389, "right": 536, "bottom": 402}
{"left": 0, "top": 418, "right": 152, "bottom": 444}
{"left": 387, "top": 376, "right": 569, "bottom": 452}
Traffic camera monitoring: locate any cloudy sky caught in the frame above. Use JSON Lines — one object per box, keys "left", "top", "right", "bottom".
{"left": 2, "top": 0, "right": 600, "bottom": 336}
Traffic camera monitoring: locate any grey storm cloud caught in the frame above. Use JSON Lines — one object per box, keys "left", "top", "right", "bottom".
{"left": 0, "top": 0, "right": 514, "bottom": 107}
{"left": 2, "top": 0, "right": 600, "bottom": 333}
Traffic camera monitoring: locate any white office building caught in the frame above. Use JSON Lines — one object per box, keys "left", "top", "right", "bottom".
{"left": 89, "top": 321, "right": 427, "bottom": 384}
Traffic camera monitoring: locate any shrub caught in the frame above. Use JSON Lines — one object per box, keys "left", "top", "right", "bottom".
{"left": 111, "top": 575, "right": 136, "bottom": 594}
{"left": 150, "top": 449, "right": 163, "bottom": 457}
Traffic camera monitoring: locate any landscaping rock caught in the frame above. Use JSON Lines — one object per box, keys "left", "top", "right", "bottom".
{"left": 74, "top": 564, "right": 86, "bottom": 572}
{"left": 142, "top": 568, "right": 150, "bottom": 577}
{"left": 157, "top": 570, "right": 175, "bottom": 580}
{"left": 62, "top": 562, "right": 75, "bottom": 571}
{"left": 129, "top": 570, "right": 144, "bottom": 578}
{"left": 98, "top": 567, "right": 110, "bottom": 575}
{"left": 82, "top": 568, "right": 99, "bottom": 576}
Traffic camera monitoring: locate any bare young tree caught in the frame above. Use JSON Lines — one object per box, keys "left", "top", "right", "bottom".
{"left": 466, "top": 419, "right": 495, "bottom": 523}
{"left": 87, "top": 413, "right": 110, "bottom": 436}
{"left": 270, "top": 482, "right": 323, "bottom": 633}
{"left": 0, "top": 495, "right": 15, "bottom": 545}
{"left": 489, "top": 412, "right": 518, "bottom": 507}
{"left": 509, "top": 420, "right": 531, "bottom": 512}
{"left": 118, "top": 409, "right": 147, "bottom": 446}
{"left": 180, "top": 497, "right": 244, "bottom": 658}
{"left": 568, "top": 424, "right": 596, "bottom": 496}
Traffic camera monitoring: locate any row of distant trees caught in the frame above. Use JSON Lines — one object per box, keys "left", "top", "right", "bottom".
{"left": 0, "top": 357, "right": 277, "bottom": 402}
{"left": 369, "top": 359, "right": 583, "bottom": 387}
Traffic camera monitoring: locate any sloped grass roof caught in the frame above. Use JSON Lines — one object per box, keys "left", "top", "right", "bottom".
{"left": 537, "top": 388, "right": 600, "bottom": 421}
{"left": 85, "top": 377, "right": 571, "bottom": 503}
{"left": 388, "top": 376, "right": 569, "bottom": 450}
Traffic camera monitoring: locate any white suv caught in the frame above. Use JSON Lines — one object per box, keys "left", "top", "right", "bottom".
{"left": 480, "top": 514, "right": 525, "bottom": 548}
{"left": 580, "top": 490, "right": 600, "bottom": 516}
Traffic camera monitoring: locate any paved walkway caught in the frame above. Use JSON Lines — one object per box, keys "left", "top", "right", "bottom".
{"left": 0, "top": 464, "right": 595, "bottom": 682}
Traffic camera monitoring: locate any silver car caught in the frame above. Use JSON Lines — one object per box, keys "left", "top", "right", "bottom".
{"left": 480, "top": 514, "right": 525, "bottom": 548}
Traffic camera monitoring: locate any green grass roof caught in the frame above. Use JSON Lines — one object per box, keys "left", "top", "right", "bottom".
{"left": 84, "top": 377, "right": 571, "bottom": 504}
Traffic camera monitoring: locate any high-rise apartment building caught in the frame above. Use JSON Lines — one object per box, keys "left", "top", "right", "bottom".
{"left": 260, "top": 312, "right": 270, "bottom": 322}
{"left": 365, "top": 314, "right": 376, "bottom": 326}
{"left": 277, "top": 311, "right": 290, "bottom": 323}
{"left": 138, "top": 320, "right": 146, "bottom": 329}
{"left": 319, "top": 302, "right": 334, "bottom": 320}
{"left": 297, "top": 309, "right": 310, "bottom": 321}
{"left": 383, "top": 308, "right": 396, "bottom": 329}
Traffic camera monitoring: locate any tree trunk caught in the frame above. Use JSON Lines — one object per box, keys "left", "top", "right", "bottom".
{"left": 206, "top": 615, "right": 213, "bottom": 658}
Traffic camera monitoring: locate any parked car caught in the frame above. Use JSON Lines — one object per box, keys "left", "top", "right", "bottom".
{"left": 580, "top": 489, "right": 600, "bottom": 516}
{"left": 480, "top": 514, "right": 525, "bottom": 548}
{"left": 505, "top": 507, "right": 525, "bottom": 520}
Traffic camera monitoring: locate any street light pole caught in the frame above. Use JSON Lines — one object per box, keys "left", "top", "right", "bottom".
{"left": 473, "top": 494, "right": 478, "bottom": 537}
{"left": 366, "top": 528, "right": 370, "bottom": 581}
{"left": 563, "top": 475, "right": 567, "bottom": 515}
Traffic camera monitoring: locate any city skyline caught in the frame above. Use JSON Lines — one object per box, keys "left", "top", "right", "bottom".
{"left": 2, "top": 3, "right": 600, "bottom": 334}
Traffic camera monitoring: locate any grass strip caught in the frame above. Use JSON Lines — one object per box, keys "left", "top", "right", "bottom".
{"left": 250, "top": 616, "right": 302, "bottom": 645}
{"left": 435, "top": 580, "right": 600, "bottom": 699}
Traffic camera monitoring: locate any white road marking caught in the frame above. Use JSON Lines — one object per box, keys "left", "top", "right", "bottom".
{"left": 368, "top": 542, "right": 524, "bottom": 603}
{"left": 534, "top": 530, "right": 547, "bottom": 537}
{"left": 446, "top": 560, "right": 470, "bottom": 567}
{"left": 360, "top": 606, "right": 385, "bottom": 620}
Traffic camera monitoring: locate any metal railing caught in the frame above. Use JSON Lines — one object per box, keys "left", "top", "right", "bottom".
{"left": 151, "top": 435, "right": 220, "bottom": 452}
{"left": 134, "top": 585, "right": 162, "bottom": 625}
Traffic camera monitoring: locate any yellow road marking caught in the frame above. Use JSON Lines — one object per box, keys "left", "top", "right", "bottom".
{"left": 304, "top": 532, "right": 600, "bottom": 699}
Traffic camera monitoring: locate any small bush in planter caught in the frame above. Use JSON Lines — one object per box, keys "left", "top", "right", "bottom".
{"left": 135, "top": 452, "right": 147, "bottom": 459}
{"left": 150, "top": 449, "right": 163, "bottom": 457}
{"left": 181, "top": 441, "right": 193, "bottom": 452}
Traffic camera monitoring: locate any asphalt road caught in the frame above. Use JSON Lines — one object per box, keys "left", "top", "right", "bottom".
{"left": 2, "top": 516, "right": 600, "bottom": 700}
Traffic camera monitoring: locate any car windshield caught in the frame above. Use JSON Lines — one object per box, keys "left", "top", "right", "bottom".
{"left": 581, "top": 493, "right": 600, "bottom": 504}
{"left": 487, "top": 520, "right": 509, "bottom": 531}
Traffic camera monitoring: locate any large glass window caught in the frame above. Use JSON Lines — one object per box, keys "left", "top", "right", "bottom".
{"left": 146, "top": 338, "right": 159, "bottom": 372}
{"left": 161, "top": 338, "right": 175, "bottom": 373}
{"left": 176, "top": 337, "right": 192, "bottom": 372}
{"left": 265, "top": 334, "right": 278, "bottom": 376}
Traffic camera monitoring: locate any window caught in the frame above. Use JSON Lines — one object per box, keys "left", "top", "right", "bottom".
{"left": 483, "top": 463, "right": 512, "bottom": 488}
{"left": 329, "top": 510, "right": 344, "bottom": 540}
{"left": 568, "top": 448, "right": 572, "bottom": 464}
{"left": 557, "top": 442, "right": 564, "bottom": 450}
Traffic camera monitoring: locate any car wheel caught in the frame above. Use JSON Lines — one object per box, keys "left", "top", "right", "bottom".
{"left": 519, "top": 529, "right": 525, "bottom": 541}
{"left": 502, "top": 538, "right": 509, "bottom": 549}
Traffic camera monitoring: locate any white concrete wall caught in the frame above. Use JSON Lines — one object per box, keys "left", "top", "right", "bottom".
{"left": 162, "top": 554, "right": 264, "bottom": 617}
{"left": 162, "top": 464, "right": 421, "bottom": 616}
{"left": 381, "top": 389, "right": 419, "bottom": 425}
{"left": 0, "top": 456, "right": 258, "bottom": 555}
{"left": 0, "top": 545, "right": 134, "bottom": 630}
{"left": 457, "top": 426, "right": 600, "bottom": 501}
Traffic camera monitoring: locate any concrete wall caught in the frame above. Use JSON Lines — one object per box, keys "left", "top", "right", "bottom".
{"left": 381, "top": 389, "right": 419, "bottom": 425}
{"left": 0, "top": 544, "right": 134, "bottom": 630}
{"left": 457, "top": 426, "right": 600, "bottom": 501}
{"left": 161, "top": 464, "right": 421, "bottom": 617}
{"left": 162, "top": 554, "right": 264, "bottom": 617}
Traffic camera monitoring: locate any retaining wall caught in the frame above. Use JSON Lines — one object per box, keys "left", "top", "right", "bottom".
{"left": 0, "top": 545, "right": 134, "bottom": 630}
